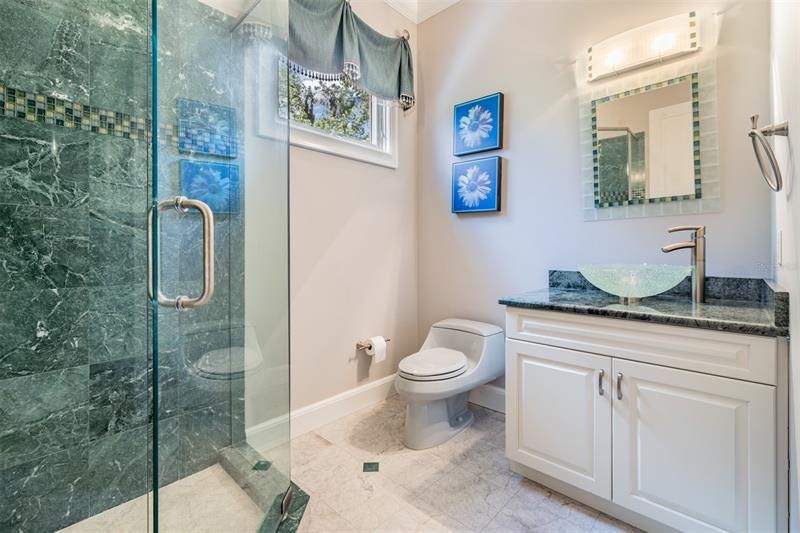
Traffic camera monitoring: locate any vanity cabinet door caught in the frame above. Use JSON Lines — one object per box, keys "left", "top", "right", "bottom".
{"left": 506, "top": 340, "right": 612, "bottom": 499}
{"left": 612, "top": 359, "right": 776, "bottom": 532}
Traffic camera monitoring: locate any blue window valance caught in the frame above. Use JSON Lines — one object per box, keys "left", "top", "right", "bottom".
{"left": 289, "top": 0, "right": 415, "bottom": 109}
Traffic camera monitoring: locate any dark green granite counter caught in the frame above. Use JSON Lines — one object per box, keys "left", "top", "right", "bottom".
{"left": 499, "top": 271, "right": 789, "bottom": 338}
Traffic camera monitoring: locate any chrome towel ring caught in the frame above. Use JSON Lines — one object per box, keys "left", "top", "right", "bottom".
{"left": 749, "top": 114, "right": 789, "bottom": 192}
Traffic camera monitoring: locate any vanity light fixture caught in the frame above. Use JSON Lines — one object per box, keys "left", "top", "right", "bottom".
{"left": 588, "top": 12, "right": 699, "bottom": 82}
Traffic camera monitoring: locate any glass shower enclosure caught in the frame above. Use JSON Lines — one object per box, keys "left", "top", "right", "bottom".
{"left": 0, "top": 0, "right": 291, "bottom": 531}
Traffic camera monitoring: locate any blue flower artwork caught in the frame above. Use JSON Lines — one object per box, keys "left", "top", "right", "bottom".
{"left": 452, "top": 156, "right": 501, "bottom": 213}
{"left": 453, "top": 92, "right": 504, "bottom": 156}
{"left": 180, "top": 160, "right": 240, "bottom": 214}
{"left": 177, "top": 98, "right": 238, "bottom": 158}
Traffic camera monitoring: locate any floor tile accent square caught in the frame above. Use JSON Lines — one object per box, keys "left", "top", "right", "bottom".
{"left": 362, "top": 461, "right": 379, "bottom": 473}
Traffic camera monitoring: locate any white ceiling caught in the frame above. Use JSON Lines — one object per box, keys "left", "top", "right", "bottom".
{"left": 197, "top": 0, "right": 462, "bottom": 26}
{"left": 383, "top": 0, "right": 462, "bottom": 24}
{"left": 197, "top": 0, "right": 250, "bottom": 17}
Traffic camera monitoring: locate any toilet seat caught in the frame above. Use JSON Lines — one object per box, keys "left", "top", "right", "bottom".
{"left": 398, "top": 348, "right": 468, "bottom": 381}
{"left": 193, "top": 346, "right": 263, "bottom": 381}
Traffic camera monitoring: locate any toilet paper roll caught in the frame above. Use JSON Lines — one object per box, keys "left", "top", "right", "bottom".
{"left": 365, "top": 336, "right": 387, "bottom": 363}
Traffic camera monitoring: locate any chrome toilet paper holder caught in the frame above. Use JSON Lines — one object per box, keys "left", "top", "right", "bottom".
{"left": 356, "top": 337, "right": 391, "bottom": 351}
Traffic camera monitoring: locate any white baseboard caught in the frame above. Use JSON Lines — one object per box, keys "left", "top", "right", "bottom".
{"left": 290, "top": 374, "right": 397, "bottom": 438}
{"left": 246, "top": 414, "right": 291, "bottom": 453}
{"left": 247, "top": 376, "right": 504, "bottom": 450}
{"left": 469, "top": 383, "right": 506, "bottom": 414}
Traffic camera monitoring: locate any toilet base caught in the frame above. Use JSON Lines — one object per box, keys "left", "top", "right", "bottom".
{"left": 403, "top": 392, "right": 474, "bottom": 450}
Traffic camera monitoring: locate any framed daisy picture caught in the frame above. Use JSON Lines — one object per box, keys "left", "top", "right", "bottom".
{"left": 453, "top": 92, "right": 504, "bottom": 156}
{"left": 452, "top": 156, "right": 502, "bottom": 213}
{"left": 180, "top": 160, "right": 241, "bottom": 214}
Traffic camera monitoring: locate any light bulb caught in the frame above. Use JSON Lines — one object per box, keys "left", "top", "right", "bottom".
{"left": 606, "top": 49, "right": 624, "bottom": 69}
{"left": 653, "top": 33, "right": 676, "bottom": 55}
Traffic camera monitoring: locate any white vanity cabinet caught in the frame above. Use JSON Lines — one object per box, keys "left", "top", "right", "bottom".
{"left": 505, "top": 308, "right": 787, "bottom": 533}
{"left": 506, "top": 340, "right": 612, "bottom": 499}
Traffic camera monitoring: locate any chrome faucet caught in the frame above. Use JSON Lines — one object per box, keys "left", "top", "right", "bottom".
{"left": 661, "top": 225, "right": 706, "bottom": 303}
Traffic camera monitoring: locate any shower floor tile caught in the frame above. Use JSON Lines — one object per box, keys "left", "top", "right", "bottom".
{"left": 292, "top": 396, "right": 641, "bottom": 533}
{"left": 58, "top": 464, "right": 264, "bottom": 533}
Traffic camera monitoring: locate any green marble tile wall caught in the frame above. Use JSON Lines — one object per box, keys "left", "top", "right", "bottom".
{"left": 0, "top": 0, "right": 248, "bottom": 530}
{"left": 597, "top": 132, "right": 646, "bottom": 205}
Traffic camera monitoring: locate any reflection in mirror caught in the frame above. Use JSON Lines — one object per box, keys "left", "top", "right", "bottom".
{"left": 592, "top": 74, "right": 700, "bottom": 207}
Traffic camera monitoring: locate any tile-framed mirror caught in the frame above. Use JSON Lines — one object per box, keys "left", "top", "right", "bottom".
{"left": 592, "top": 73, "right": 701, "bottom": 207}
{"left": 580, "top": 58, "right": 720, "bottom": 221}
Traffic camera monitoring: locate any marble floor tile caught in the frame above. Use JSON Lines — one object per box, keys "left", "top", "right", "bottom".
{"left": 295, "top": 396, "right": 639, "bottom": 533}
{"left": 452, "top": 439, "right": 523, "bottom": 489}
{"left": 417, "top": 466, "right": 519, "bottom": 530}
{"left": 591, "top": 513, "right": 643, "bottom": 533}
{"left": 534, "top": 518, "right": 595, "bottom": 533}
{"left": 415, "top": 514, "right": 477, "bottom": 533}
{"left": 296, "top": 498, "right": 357, "bottom": 533}
{"left": 60, "top": 396, "right": 641, "bottom": 533}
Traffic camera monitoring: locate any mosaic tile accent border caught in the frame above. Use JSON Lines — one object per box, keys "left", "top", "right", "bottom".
{"left": 590, "top": 72, "right": 702, "bottom": 208}
{"left": 0, "top": 83, "right": 241, "bottom": 155}
{"left": 0, "top": 84, "right": 150, "bottom": 141}
{"left": 177, "top": 98, "right": 238, "bottom": 158}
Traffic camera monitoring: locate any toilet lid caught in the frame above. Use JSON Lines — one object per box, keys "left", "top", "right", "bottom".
{"left": 398, "top": 348, "right": 468, "bottom": 378}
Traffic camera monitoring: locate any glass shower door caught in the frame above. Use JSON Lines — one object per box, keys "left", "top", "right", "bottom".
{"left": 150, "top": 0, "right": 290, "bottom": 531}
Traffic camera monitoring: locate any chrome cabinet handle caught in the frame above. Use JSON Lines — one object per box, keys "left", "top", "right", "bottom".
{"left": 148, "top": 196, "right": 215, "bottom": 310}
{"left": 616, "top": 372, "right": 623, "bottom": 400}
{"left": 598, "top": 369, "right": 605, "bottom": 396}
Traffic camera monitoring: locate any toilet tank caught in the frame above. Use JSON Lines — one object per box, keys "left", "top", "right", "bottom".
{"left": 422, "top": 319, "right": 503, "bottom": 364}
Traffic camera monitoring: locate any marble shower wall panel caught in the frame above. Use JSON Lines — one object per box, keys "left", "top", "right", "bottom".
{"left": 0, "top": 0, "right": 248, "bottom": 529}
{"left": 87, "top": 0, "right": 150, "bottom": 116}
{"left": 0, "top": 365, "right": 89, "bottom": 470}
{"left": 0, "top": 0, "right": 152, "bottom": 530}
{"left": 0, "top": 0, "right": 91, "bottom": 104}
{"left": 0, "top": 121, "right": 91, "bottom": 209}
{"left": 0, "top": 286, "right": 89, "bottom": 378}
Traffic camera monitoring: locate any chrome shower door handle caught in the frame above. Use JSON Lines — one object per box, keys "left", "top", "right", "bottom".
{"left": 148, "top": 196, "right": 215, "bottom": 310}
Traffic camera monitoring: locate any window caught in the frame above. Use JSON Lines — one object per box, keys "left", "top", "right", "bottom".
{"left": 280, "top": 67, "right": 397, "bottom": 168}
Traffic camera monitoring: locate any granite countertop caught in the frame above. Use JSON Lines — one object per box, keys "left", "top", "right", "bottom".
{"left": 499, "top": 271, "right": 789, "bottom": 338}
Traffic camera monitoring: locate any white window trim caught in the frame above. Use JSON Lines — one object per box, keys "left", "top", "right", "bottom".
{"left": 251, "top": 43, "right": 399, "bottom": 169}
{"left": 289, "top": 97, "right": 399, "bottom": 169}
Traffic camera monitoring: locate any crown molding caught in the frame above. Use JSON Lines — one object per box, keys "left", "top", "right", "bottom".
{"left": 383, "top": 0, "right": 461, "bottom": 24}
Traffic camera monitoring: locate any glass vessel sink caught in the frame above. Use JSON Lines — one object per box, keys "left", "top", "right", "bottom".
{"left": 578, "top": 264, "right": 693, "bottom": 304}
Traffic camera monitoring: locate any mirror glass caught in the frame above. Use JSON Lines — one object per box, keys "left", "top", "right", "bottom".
{"left": 592, "top": 74, "right": 700, "bottom": 207}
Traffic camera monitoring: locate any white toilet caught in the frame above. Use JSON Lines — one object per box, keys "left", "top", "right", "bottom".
{"left": 394, "top": 318, "right": 504, "bottom": 449}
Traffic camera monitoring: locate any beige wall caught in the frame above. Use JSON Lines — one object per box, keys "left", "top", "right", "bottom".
{"left": 289, "top": 0, "right": 774, "bottom": 409}
{"left": 416, "top": 0, "right": 772, "bottom": 340}
{"left": 290, "top": 2, "right": 419, "bottom": 409}
{"left": 770, "top": 0, "right": 799, "bottom": 524}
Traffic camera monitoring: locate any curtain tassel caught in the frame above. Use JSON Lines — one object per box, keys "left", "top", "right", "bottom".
{"left": 343, "top": 62, "right": 362, "bottom": 81}
{"left": 400, "top": 94, "right": 415, "bottom": 110}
